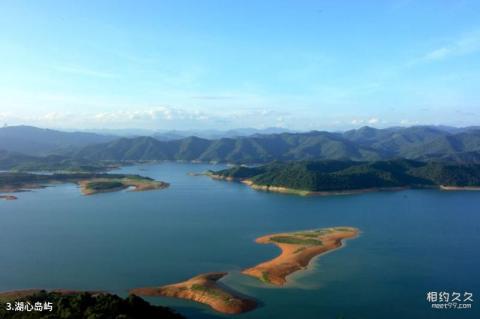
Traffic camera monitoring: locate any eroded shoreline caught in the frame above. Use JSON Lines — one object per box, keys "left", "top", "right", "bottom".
{"left": 242, "top": 227, "right": 359, "bottom": 286}
{"left": 209, "top": 173, "right": 480, "bottom": 196}
{"left": 209, "top": 173, "right": 411, "bottom": 196}
{"left": 130, "top": 272, "right": 257, "bottom": 314}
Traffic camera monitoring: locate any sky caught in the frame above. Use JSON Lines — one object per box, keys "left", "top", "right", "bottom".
{"left": 0, "top": 0, "right": 479, "bottom": 131}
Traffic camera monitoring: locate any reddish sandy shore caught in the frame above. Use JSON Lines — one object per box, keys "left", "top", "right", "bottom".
{"left": 130, "top": 272, "right": 256, "bottom": 314}
{"left": 242, "top": 227, "right": 359, "bottom": 286}
{"left": 209, "top": 174, "right": 409, "bottom": 196}
{"left": 440, "top": 185, "right": 480, "bottom": 191}
{"left": 0, "top": 194, "right": 17, "bottom": 200}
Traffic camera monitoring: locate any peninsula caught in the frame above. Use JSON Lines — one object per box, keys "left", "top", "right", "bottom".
{"left": 208, "top": 159, "right": 480, "bottom": 196}
{"left": 243, "top": 227, "right": 359, "bottom": 286}
{"left": 0, "top": 172, "right": 169, "bottom": 195}
{"left": 131, "top": 272, "right": 257, "bottom": 314}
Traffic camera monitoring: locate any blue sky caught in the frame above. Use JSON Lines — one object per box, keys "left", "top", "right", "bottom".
{"left": 1, "top": 0, "right": 479, "bottom": 130}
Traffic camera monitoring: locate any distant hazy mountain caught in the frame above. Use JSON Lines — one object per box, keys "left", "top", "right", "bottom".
{"left": 74, "top": 126, "right": 480, "bottom": 164}
{"left": 152, "top": 127, "right": 295, "bottom": 140}
{"left": 78, "top": 128, "right": 157, "bottom": 137}
{"left": 0, "top": 125, "right": 116, "bottom": 155}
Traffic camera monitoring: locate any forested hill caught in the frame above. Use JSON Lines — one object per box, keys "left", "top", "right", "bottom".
{"left": 74, "top": 126, "right": 480, "bottom": 164}
{"left": 0, "top": 291, "right": 185, "bottom": 319}
{"left": 210, "top": 160, "right": 480, "bottom": 192}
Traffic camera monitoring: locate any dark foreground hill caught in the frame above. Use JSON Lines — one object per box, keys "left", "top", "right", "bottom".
{"left": 74, "top": 126, "right": 480, "bottom": 164}
{"left": 0, "top": 290, "right": 185, "bottom": 319}
{"left": 209, "top": 159, "right": 480, "bottom": 193}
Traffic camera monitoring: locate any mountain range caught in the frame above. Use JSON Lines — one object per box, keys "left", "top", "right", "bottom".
{"left": 152, "top": 127, "right": 295, "bottom": 140}
{"left": 2, "top": 125, "right": 480, "bottom": 165}
{"left": 74, "top": 126, "right": 480, "bottom": 164}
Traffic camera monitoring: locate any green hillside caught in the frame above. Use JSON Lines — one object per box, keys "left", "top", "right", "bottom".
{"left": 210, "top": 160, "right": 480, "bottom": 192}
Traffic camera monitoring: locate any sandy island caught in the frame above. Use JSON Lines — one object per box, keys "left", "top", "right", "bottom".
{"left": 78, "top": 177, "right": 169, "bottom": 195}
{"left": 0, "top": 194, "right": 17, "bottom": 200}
{"left": 242, "top": 226, "right": 359, "bottom": 286}
{"left": 130, "top": 272, "right": 257, "bottom": 314}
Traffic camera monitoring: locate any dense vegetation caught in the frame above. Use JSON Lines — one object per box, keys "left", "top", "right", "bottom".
{"left": 0, "top": 291, "right": 185, "bottom": 319}
{"left": 211, "top": 159, "right": 480, "bottom": 192}
{"left": 85, "top": 181, "right": 125, "bottom": 191}
{"left": 270, "top": 236, "right": 323, "bottom": 246}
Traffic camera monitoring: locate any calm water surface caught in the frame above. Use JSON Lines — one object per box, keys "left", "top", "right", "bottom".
{"left": 1, "top": 163, "right": 479, "bottom": 319}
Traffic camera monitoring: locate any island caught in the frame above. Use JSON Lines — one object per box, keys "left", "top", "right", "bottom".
{"left": 79, "top": 176, "right": 169, "bottom": 195}
{"left": 242, "top": 227, "right": 359, "bottom": 286}
{"left": 0, "top": 195, "right": 17, "bottom": 200}
{"left": 0, "top": 289, "right": 185, "bottom": 319}
{"left": 0, "top": 172, "right": 169, "bottom": 195}
{"left": 208, "top": 159, "right": 480, "bottom": 196}
{"left": 130, "top": 272, "right": 257, "bottom": 314}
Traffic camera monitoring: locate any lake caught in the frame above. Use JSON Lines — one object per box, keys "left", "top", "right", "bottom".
{"left": 1, "top": 162, "right": 479, "bottom": 319}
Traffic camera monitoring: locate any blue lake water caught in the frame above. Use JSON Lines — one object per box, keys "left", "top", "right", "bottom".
{"left": 1, "top": 162, "right": 479, "bottom": 319}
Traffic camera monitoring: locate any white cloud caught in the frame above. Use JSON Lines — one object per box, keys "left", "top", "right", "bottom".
{"left": 424, "top": 48, "right": 451, "bottom": 61}
{"left": 0, "top": 106, "right": 291, "bottom": 129}
{"left": 92, "top": 107, "right": 210, "bottom": 123}
{"left": 41, "top": 112, "right": 70, "bottom": 122}
{"left": 350, "top": 119, "right": 364, "bottom": 125}
{"left": 0, "top": 112, "right": 11, "bottom": 120}
{"left": 422, "top": 29, "right": 480, "bottom": 62}
{"left": 349, "top": 117, "right": 380, "bottom": 126}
